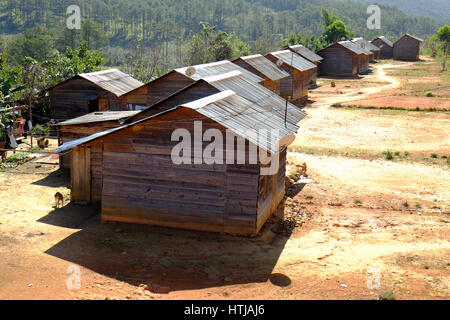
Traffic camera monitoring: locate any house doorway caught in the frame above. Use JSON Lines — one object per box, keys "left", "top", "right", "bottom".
{"left": 71, "top": 146, "right": 91, "bottom": 202}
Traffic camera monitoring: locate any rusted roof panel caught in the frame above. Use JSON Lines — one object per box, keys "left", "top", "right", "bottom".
{"left": 288, "top": 45, "right": 323, "bottom": 63}
{"left": 269, "top": 50, "right": 316, "bottom": 72}
{"left": 58, "top": 111, "right": 140, "bottom": 126}
{"left": 202, "top": 71, "right": 307, "bottom": 126}
{"left": 176, "top": 60, "right": 263, "bottom": 84}
{"left": 351, "top": 38, "right": 380, "bottom": 52}
{"left": 237, "top": 54, "right": 289, "bottom": 81}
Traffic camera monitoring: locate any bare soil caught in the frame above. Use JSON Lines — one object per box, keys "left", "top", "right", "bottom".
{"left": 0, "top": 58, "right": 448, "bottom": 300}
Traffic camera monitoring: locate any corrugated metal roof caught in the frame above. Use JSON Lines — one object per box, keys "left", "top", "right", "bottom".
{"left": 181, "top": 90, "right": 298, "bottom": 154}
{"left": 351, "top": 38, "right": 380, "bottom": 52}
{"left": 268, "top": 50, "right": 316, "bottom": 72}
{"left": 57, "top": 91, "right": 298, "bottom": 154}
{"left": 202, "top": 71, "right": 307, "bottom": 126}
{"left": 176, "top": 60, "right": 263, "bottom": 84}
{"left": 288, "top": 45, "right": 323, "bottom": 63}
{"left": 78, "top": 69, "right": 144, "bottom": 97}
{"left": 236, "top": 55, "right": 289, "bottom": 81}
{"left": 394, "top": 34, "right": 424, "bottom": 45}
{"left": 372, "top": 36, "right": 393, "bottom": 48}
{"left": 58, "top": 111, "right": 140, "bottom": 126}
{"left": 338, "top": 41, "right": 370, "bottom": 55}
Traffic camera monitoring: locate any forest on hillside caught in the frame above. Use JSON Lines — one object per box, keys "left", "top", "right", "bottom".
{"left": 0, "top": 0, "right": 444, "bottom": 73}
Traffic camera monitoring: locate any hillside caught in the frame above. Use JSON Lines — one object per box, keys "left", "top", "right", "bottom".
{"left": 341, "top": 0, "right": 450, "bottom": 21}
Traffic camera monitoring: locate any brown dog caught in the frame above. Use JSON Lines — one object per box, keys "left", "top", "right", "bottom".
{"left": 54, "top": 192, "right": 64, "bottom": 208}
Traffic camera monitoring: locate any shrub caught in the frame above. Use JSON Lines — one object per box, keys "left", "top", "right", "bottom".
{"left": 425, "top": 92, "right": 435, "bottom": 97}
{"left": 383, "top": 150, "right": 394, "bottom": 160}
{"left": 378, "top": 291, "right": 396, "bottom": 300}
{"left": 431, "top": 153, "right": 438, "bottom": 159}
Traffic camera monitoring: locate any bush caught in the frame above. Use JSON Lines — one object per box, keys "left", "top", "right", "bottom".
{"left": 384, "top": 150, "right": 394, "bottom": 160}
{"left": 425, "top": 92, "right": 435, "bottom": 97}
{"left": 32, "top": 124, "right": 50, "bottom": 137}
{"left": 431, "top": 153, "right": 438, "bottom": 159}
{"left": 378, "top": 291, "right": 396, "bottom": 300}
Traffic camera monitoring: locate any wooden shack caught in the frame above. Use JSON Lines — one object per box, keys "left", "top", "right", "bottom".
{"left": 57, "top": 111, "right": 139, "bottom": 171}
{"left": 57, "top": 90, "right": 301, "bottom": 235}
{"left": 131, "top": 60, "right": 264, "bottom": 107}
{"left": 232, "top": 54, "right": 289, "bottom": 95}
{"left": 371, "top": 36, "right": 394, "bottom": 59}
{"left": 265, "top": 50, "right": 317, "bottom": 106}
{"left": 316, "top": 42, "right": 361, "bottom": 77}
{"left": 393, "top": 34, "right": 423, "bottom": 61}
{"left": 351, "top": 37, "right": 380, "bottom": 62}
{"left": 288, "top": 45, "right": 323, "bottom": 84}
{"left": 48, "top": 69, "right": 144, "bottom": 121}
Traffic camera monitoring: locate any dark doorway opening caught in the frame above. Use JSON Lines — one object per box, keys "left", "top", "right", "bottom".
{"left": 88, "top": 98, "right": 99, "bottom": 113}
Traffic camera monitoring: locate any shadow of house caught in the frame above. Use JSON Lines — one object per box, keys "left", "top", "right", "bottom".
{"left": 44, "top": 216, "right": 291, "bottom": 292}
{"left": 32, "top": 168, "right": 71, "bottom": 188}
{"left": 38, "top": 202, "right": 101, "bottom": 229}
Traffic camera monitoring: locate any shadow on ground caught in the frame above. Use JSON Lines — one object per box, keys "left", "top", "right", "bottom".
{"left": 44, "top": 210, "right": 292, "bottom": 293}
{"left": 38, "top": 202, "right": 101, "bottom": 229}
{"left": 32, "top": 168, "right": 70, "bottom": 188}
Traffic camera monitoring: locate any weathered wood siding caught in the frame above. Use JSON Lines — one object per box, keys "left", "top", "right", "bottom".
{"left": 50, "top": 79, "right": 125, "bottom": 121}
{"left": 318, "top": 45, "right": 358, "bottom": 76}
{"left": 394, "top": 37, "right": 421, "bottom": 61}
{"left": 371, "top": 39, "right": 393, "bottom": 59}
{"left": 95, "top": 108, "right": 269, "bottom": 235}
{"left": 358, "top": 54, "right": 370, "bottom": 74}
{"left": 146, "top": 72, "right": 196, "bottom": 106}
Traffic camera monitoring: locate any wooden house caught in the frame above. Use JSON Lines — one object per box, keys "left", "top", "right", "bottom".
{"left": 351, "top": 38, "right": 380, "bottom": 62}
{"left": 371, "top": 36, "right": 394, "bottom": 59}
{"left": 288, "top": 45, "right": 323, "bottom": 84}
{"left": 48, "top": 69, "right": 144, "bottom": 122}
{"left": 232, "top": 54, "right": 289, "bottom": 95}
{"left": 265, "top": 50, "right": 317, "bottom": 106}
{"left": 57, "top": 90, "right": 301, "bottom": 235}
{"left": 393, "top": 34, "right": 423, "bottom": 61}
{"left": 317, "top": 41, "right": 369, "bottom": 76}
{"left": 57, "top": 111, "right": 139, "bottom": 170}
{"left": 133, "top": 60, "right": 264, "bottom": 107}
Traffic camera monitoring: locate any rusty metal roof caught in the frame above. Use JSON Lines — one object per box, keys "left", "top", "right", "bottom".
{"left": 202, "top": 71, "right": 307, "bottom": 126}
{"left": 181, "top": 90, "right": 298, "bottom": 153}
{"left": 268, "top": 50, "right": 316, "bottom": 72}
{"left": 372, "top": 36, "right": 393, "bottom": 48}
{"left": 235, "top": 54, "right": 289, "bottom": 81}
{"left": 288, "top": 45, "right": 323, "bottom": 63}
{"left": 176, "top": 60, "right": 263, "bottom": 84}
{"left": 351, "top": 38, "right": 380, "bottom": 52}
{"left": 394, "top": 34, "right": 424, "bottom": 46}
{"left": 337, "top": 41, "right": 371, "bottom": 55}
{"left": 58, "top": 111, "right": 140, "bottom": 126}
{"left": 77, "top": 69, "right": 144, "bottom": 97}
{"left": 57, "top": 90, "right": 298, "bottom": 154}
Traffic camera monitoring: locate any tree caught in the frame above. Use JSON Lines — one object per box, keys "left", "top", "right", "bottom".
{"left": 436, "top": 25, "right": 450, "bottom": 71}
{"left": 322, "top": 20, "right": 354, "bottom": 44}
{"left": 81, "top": 19, "right": 109, "bottom": 50}
{"left": 7, "top": 25, "right": 54, "bottom": 65}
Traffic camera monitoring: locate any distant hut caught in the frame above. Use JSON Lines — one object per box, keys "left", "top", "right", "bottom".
{"left": 393, "top": 34, "right": 423, "bottom": 61}
{"left": 288, "top": 45, "right": 323, "bottom": 84}
{"left": 351, "top": 38, "right": 380, "bottom": 62}
{"left": 57, "top": 111, "right": 139, "bottom": 171}
{"left": 232, "top": 54, "right": 289, "bottom": 95}
{"left": 371, "top": 36, "right": 394, "bottom": 59}
{"left": 48, "top": 69, "right": 144, "bottom": 122}
{"left": 57, "top": 90, "right": 302, "bottom": 235}
{"left": 265, "top": 50, "right": 317, "bottom": 106}
{"left": 317, "top": 41, "right": 362, "bottom": 77}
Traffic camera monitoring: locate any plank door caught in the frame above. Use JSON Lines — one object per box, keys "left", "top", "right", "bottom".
{"left": 71, "top": 146, "right": 91, "bottom": 202}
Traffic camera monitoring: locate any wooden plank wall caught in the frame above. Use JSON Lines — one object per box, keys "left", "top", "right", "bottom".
{"left": 96, "top": 108, "right": 263, "bottom": 234}
{"left": 71, "top": 147, "right": 91, "bottom": 202}
{"left": 318, "top": 45, "right": 357, "bottom": 76}
{"left": 50, "top": 79, "right": 123, "bottom": 121}
{"left": 394, "top": 37, "right": 420, "bottom": 61}
{"left": 372, "top": 39, "right": 393, "bottom": 59}
{"left": 146, "top": 72, "right": 196, "bottom": 106}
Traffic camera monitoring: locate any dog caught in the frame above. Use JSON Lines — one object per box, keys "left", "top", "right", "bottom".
{"left": 54, "top": 192, "right": 64, "bottom": 208}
